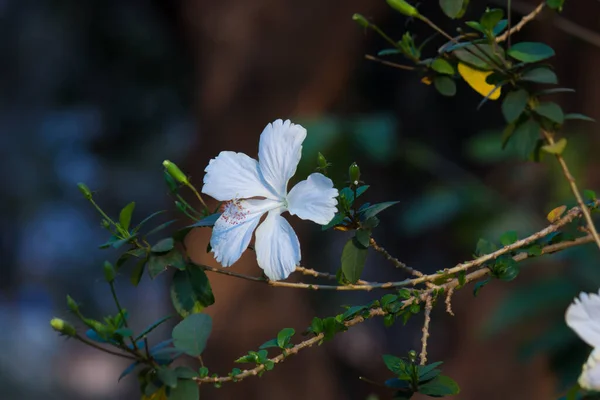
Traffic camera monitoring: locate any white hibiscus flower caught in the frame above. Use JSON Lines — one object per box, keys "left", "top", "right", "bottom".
{"left": 566, "top": 290, "right": 600, "bottom": 390}
{"left": 201, "top": 119, "right": 339, "bottom": 281}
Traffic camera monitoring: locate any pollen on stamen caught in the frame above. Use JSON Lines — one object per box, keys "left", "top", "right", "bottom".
{"left": 221, "top": 199, "right": 250, "bottom": 225}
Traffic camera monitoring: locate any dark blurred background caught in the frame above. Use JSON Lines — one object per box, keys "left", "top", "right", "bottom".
{"left": 3, "top": 0, "right": 600, "bottom": 399}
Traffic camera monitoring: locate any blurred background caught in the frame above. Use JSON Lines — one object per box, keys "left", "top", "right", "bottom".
{"left": 2, "top": 0, "right": 600, "bottom": 399}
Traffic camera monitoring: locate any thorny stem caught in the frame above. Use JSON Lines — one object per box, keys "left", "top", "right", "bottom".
{"left": 496, "top": 2, "right": 546, "bottom": 43}
{"left": 420, "top": 296, "right": 433, "bottom": 365}
{"left": 541, "top": 130, "right": 600, "bottom": 251}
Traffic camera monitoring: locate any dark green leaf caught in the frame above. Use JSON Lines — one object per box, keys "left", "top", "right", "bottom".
{"left": 502, "top": 89, "right": 529, "bottom": 123}
{"left": 339, "top": 185, "right": 369, "bottom": 205}
{"left": 536, "top": 87, "right": 575, "bottom": 96}
{"left": 360, "top": 201, "right": 400, "bottom": 220}
{"left": 133, "top": 210, "right": 167, "bottom": 233}
{"left": 341, "top": 237, "right": 368, "bottom": 283}
{"left": 168, "top": 379, "right": 199, "bottom": 400}
{"left": 277, "top": 328, "right": 295, "bottom": 348}
{"left": 134, "top": 315, "right": 174, "bottom": 341}
{"left": 507, "top": 42, "right": 555, "bottom": 63}
{"left": 418, "top": 361, "right": 443, "bottom": 380}
{"left": 584, "top": 189, "right": 597, "bottom": 202}
{"left": 534, "top": 102, "right": 564, "bottom": 124}
{"left": 355, "top": 229, "right": 371, "bottom": 248}
{"left": 111, "top": 235, "right": 137, "bottom": 250}
{"left": 520, "top": 67, "right": 557, "bottom": 84}
{"left": 157, "top": 367, "right": 178, "bottom": 388}
{"left": 510, "top": 119, "right": 541, "bottom": 159}
{"left": 322, "top": 317, "right": 346, "bottom": 341}
{"left": 439, "top": 0, "right": 464, "bottom": 18}
{"left": 342, "top": 305, "right": 368, "bottom": 320}
{"left": 565, "top": 113, "right": 595, "bottom": 122}
{"left": 383, "top": 354, "right": 408, "bottom": 375}
{"left": 188, "top": 213, "right": 221, "bottom": 228}
{"left": 431, "top": 58, "right": 455, "bottom": 75}
{"left": 119, "top": 202, "right": 136, "bottom": 231}
{"left": 259, "top": 339, "right": 279, "bottom": 350}
{"left": 418, "top": 375, "right": 460, "bottom": 396}
{"left": 130, "top": 255, "right": 148, "bottom": 286}
{"left": 492, "top": 20, "right": 508, "bottom": 36}
{"left": 174, "top": 366, "right": 199, "bottom": 379}
{"left": 385, "top": 378, "right": 412, "bottom": 389}
{"left": 118, "top": 361, "right": 138, "bottom": 381}
{"left": 481, "top": 9, "right": 504, "bottom": 31}
{"left": 475, "top": 238, "right": 496, "bottom": 256}
{"left": 473, "top": 278, "right": 490, "bottom": 296}
{"left": 146, "top": 220, "right": 178, "bottom": 236}
{"left": 454, "top": 44, "right": 502, "bottom": 70}
{"left": 434, "top": 76, "right": 457, "bottom": 97}
{"left": 148, "top": 250, "right": 186, "bottom": 279}
{"left": 172, "top": 313, "right": 212, "bottom": 357}
{"left": 546, "top": 0, "right": 565, "bottom": 10}
{"left": 151, "top": 238, "right": 175, "bottom": 253}
{"left": 378, "top": 49, "right": 402, "bottom": 56}
{"left": 170, "top": 267, "right": 215, "bottom": 317}
{"left": 500, "top": 230, "right": 518, "bottom": 246}
{"left": 465, "top": 21, "right": 484, "bottom": 33}
{"left": 321, "top": 212, "right": 346, "bottom": 231}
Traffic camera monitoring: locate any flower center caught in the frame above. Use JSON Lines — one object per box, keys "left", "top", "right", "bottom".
{"left": 221, "top": 199, "right": 250, "bottom": 225}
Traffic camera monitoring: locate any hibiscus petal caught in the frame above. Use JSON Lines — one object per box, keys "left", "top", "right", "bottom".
{"left": 287, "top": 173, "right": 339, "bottom": 225}
{"left": 579, "top": 348, "right": 600, "bottom": 391}
{"left": 255, "top": 209, "right": 300, "bottom": 281}
{"left": 210, "top": 199, "right": 280, "bottom": 267}
{"left": 566, "top": 290, "right": 600, "bottom": 348}
{"left": 202, "top": 151, "right": 277, "bottom": 201}
{"left": 258, "top": 119, "right": 306, "bottom": 197}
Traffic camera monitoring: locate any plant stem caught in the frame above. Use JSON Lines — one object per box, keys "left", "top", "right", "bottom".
{"left": 75, "top": 335, "right": 137, "bottom": 360}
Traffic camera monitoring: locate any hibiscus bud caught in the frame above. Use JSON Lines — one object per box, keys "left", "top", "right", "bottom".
{"left": 66, "top": 295, "right": 79, "bottom": 312}
{"left": 349, "top": 162, "right": 361, "bottom": 186}
{"left": 163, "top": 170, "right": 178, "bottom": 193}
{"left": 386, "top": 0, "right": 420, "bottom": 17}
{"left": 317, "top": 152, "right": 328, "bottom": 169}
{"left": 50, "top": 318, "right": 77, "bottom": 337}
{"left": 408, "top": 350, "right": 417, "bottom": 363}
{"left": 163, "top": 160, "right": 189, "bottom": 186}
{"left": 77, "top": 183, "right": 93, "bottom": 200}
{"left": 352, "top": 13, "right": 369, "bottom": 28}
{"left": 103, "top": 261, "right": 115, "bottom": 283}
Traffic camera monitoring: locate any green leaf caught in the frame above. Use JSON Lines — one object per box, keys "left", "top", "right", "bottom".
{"left": 431, "top": 58, "right": 454, "bottom": 75}
{"left": 151, "top": 238, "right": 175, "bottom": 253}
{"left": 130, "top": 255, "right": 148, "bottom": 286}
{"left": 439, "top": 0, "right": 464, "bottom": 18}
{"left": 322, "top": 317, "right": 346, "bottom": 341}
{"left": 341, "top": 237, "right": 369, "bottom": 283}
{"left": 565, "top": 113, "right": 595, "bottom": 122}
{"left": 475, "top": 238, "right": 496, "bottom": 256}
{"left": 118, "top": 361, "right": 138, "bottom": 381}
{"left": 172, "top": 313, "right": 212, "bottom": 357}
{"left": 502, "top": 89, "right": 529, "bottom": 123}
{"left": 148, "top": 250, "right": 186, "bottom": 279}
{"left": 511, "top": 119, "right": 541, "bottom": 160}
{"left": 507, "top": 42, "right": 555, "bottom": 63}
{"left": 541, "top": 137, "right": 567, "bottom": 155}
{"left": 168, "top": 379, "right": 199, "bottom": 400}
{"left": 146, "top": 220, "right": 178, "bottom": 237}
{"left": 481, "top": 9, "right": 504, "bottom": 31}
{"left": 534, "top": 102, "right": 564, "bottom": 124}
{"left": 188, "top": 213, "right": 221, "bottom": 228}
{"left": 321, "top": 212, "right": 346, "bottom": 231}
{"left": 535, "top": 87, "right": 575, "bottom": 96}
{"left": 584, "top": 189, "right": 597, "bottom": 202}
{"left": 378, "top": 49, "right": 402, "bottom": 56}
{"left": 520, "top": 67, "right": 557, "bottom": 84}
{"left": 170, "top": 267, "right": 215, "bottom": 317}
{"left": 119, "top": 202, "right": 136, "bottom": 231}
{"left": 259, "top": 338, "right": 279, "bottom": 350}
{"left": 473, "top": 278, "right": 490, "bottom": 296}
{"left": 383, "top": 354, "right": 408, "bottom": 375}
{"left": 174, "top": 366, "right": 199, "bottom": 379}
{"left": 339, "top": 185, "right": 369, "bottom": 206}
{"left": 454, "top": 44, "right": 502, "bottom": 70}
{"left": 277, "top": 328, "right": 295, "bottom": 348}
{"left": 360, "top": 201, "right": 399, "bottom": 220}
{"left": 134, "top": 210, "right": 167, "bottom": 233}
{"left": 499, "top": 230, "right": 518, "bottom": 246}
{"left": 465, "top": 21, "right": 484, "bottom": 33}
{"left": 355, "top": 229, "right": 371, "bottom": 248}
{"left": 134, "top": 315, "right": 174, "bottom": 341}
{"left": 434, "top": 76, "right": 457, "bottom": 97}
{"left": 492, "top": 20, "right": 508, "bottom": 36}
{"left": 157, "top": 367, "right": 178, "bottom": 388}
{"left": 546, "top": 0, "right": 565, "bottom": 11}
{"left": 418, "top": 375, "right": 460, "bottom": 396}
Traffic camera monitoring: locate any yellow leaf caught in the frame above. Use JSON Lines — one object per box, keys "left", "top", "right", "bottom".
{"left": 542, "top": 138, "right": 567, "bottom": 155}
{"left": 421, "top": 76, "right": 432, "bottom": 85}
{"left": 457, "top": 62, "right": 501, "bottom": 100}
{"left": 142, "top": 387, "right": 167, "bottom": 400}
{"left": 547, "top": 205, "right": 567, "bottom": 223}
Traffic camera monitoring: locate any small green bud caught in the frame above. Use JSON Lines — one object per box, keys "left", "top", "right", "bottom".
{"left": 163, "top": 160, "right": 189, "bottom": 186}
{"left": 352, "top": 13, "right": 369, "bottom": 28}
{"left": 175, "top": 201, "right": 186, "bottom": 212}
{"left": 348, "top": 162, "right": 361, "bottom": 186}
{"left": 408, "top": 350, "right": 417, "bottom": 363}
{"left": 66, "top": 295, "right": 79, "bottom": 312}
{"left": 163, "top": 170, "right": 178, "bottom": 193}
{"left": 101, "top": 219, "right": 110, "bottom": 229}
{"left": 77, "top": 183, "right": 93, "bottom": 200}
{"left": 103, "top": 261, "right": 115, "bottom": 283}
{"left": 386, "top": 0, "right": 420, "bottom": 17}
{"left": 50, "top": 318, "right": 77, "bottom": 336}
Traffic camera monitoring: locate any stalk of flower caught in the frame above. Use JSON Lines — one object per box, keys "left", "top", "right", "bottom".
{"left": 201, "top": 119, "right": 339, "bottom": 281}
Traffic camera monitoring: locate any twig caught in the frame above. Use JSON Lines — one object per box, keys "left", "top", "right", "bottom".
{"left": 369, "top": 238, "right": 420, "bottom": 276}
{"left": 541, "top": 130, "right": 600, "bottom": 251}
{"left": 195, "top": 308, "right": 387, "bottom": 384}
{"left": 420, "top": 296, "right": 433, "bottom": 365}
{"left": 74, "top": 335, "right": 138, "bottom": 361}
{"left": 295, "top": 265, "right": 370, "bottom": 285}
{"left": 496, "top": 2, "right": 545, "bottom": 43}
{"left": 364, "top": 55, "right": 416, "bottom": 71}
{"left": 445, "top": 287, "right": 455, "bottom": 316}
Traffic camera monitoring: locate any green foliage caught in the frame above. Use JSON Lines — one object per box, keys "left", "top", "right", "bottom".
{"left": 434, "top": 76, "right": 457, "bottom": 97}
{"left": 439, "top": 0, "right": 466, "bottom": 19}
{"left": 341, "top": 237, "right": 369, "bottom": 283}
{"left": 507, "top": 42, "right": 555, "bottom": 63}
{"left": 520, "top": 67, "right": 558, "bottom": 84}
{"left": 167, "top": 379, "right": 199, "bottom": 400}
{"left": 170, "top": 267, "right": 215, "bottom": 317}
{"left": 502, "top": 89, "right": 529, "bottom": 123}
{"left": 172, "top": 313, "right": 212, "bottom": 357}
